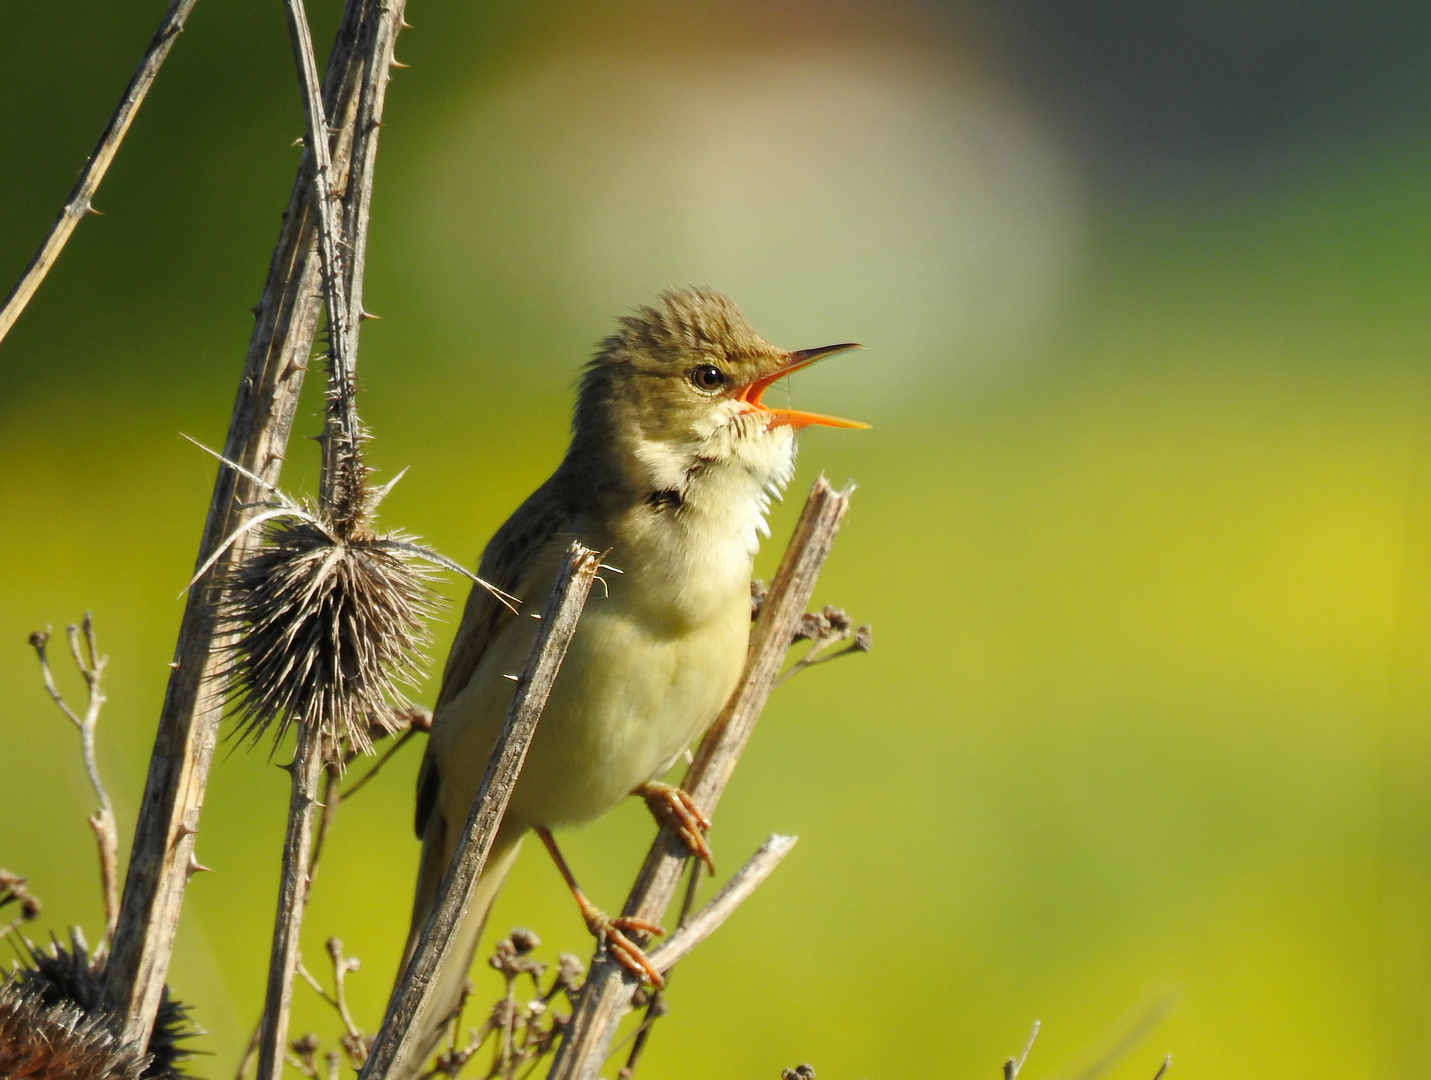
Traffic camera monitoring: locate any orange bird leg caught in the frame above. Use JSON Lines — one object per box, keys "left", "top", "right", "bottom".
{"left": 534, "top": 826, "right": 666, "bottom": 988}
{"left": 633, "top": 780, "right": 715, "bottom": 875}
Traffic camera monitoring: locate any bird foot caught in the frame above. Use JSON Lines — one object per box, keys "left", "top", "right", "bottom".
{"left": 635, "top": 780, "right": 715, "bottom": 874}
{"left": 580, "top": 903, "right": 666, "bottom": 988}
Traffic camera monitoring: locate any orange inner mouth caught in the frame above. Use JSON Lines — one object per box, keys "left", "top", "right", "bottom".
{"left": 733, "top": 344, "right": 869, "bottom": 431}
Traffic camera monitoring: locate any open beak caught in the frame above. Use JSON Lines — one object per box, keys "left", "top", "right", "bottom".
{"left": 733, "top": 343, "right": 869, "bottom": 430}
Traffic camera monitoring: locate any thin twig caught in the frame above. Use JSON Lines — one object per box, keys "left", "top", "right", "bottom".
{"left": 548, "top": 476, "right": 854, "bottom": 1080}
{"left": 643, "top": 834, "right": 798, "bottom": 976}
{"left": 102, "top": 0, "right": 385, "bottom": 1046}
{"left": 308, "top": 760, "right": 344, "bottom": 882}
{"left": 327, "top": 937, "right": 365, "bottom": 1044}
{"left": 234, "top": 1024, "right": 261, "bottom": 1080}
{"left": 0, "top": 0, "right": 200, "bottom": 347}
{"left": 343, "top": 727, "right": 421, "bottom": 798}
{"left": 1060, "top": 996, "right": 1176, "bottom": 1080}
{"left": 1151, "top": 1055, "right": 1172, "bottom": 1080}
{"left": 1005, "top": 1020, "right": 1041, "bottom": 1080}
{"left": 28, "top": 616, "right": 120, "bottom": 951}
{"left": 360, "top": 544, "right": 603, "bottom": 1080}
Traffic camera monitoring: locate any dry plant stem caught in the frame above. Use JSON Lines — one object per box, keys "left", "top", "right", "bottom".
{"left": 283, "top": 0, "right": 359, "bottom": 504}
{"left": 614, "top": 864, "right": 702, "bottom": 1080}
{"left": 235, "top": 1026, "right": 262, "bottom": 1080}
{"left": 340, "top": 0, "right": 407, "bottom": 334}
{"left": 256, "top": 721, "right": 327, "bottom": 1080}
{"left": 1007, "top": 1024, "right": 1041, "bottom": 1080}
{"left": 643, "top": 834, "right": 797, "bottom": 976}
{"left": 1151, "top": 1055, "right": 1172, "bottom": 1080}
{"left": 343, "top": 727, "right": 419, "bottom": 799}
{"left": 102, "top": 0, "right": 390, "bottom": 1047}
{"left": 29, "top": 617, "right": 120, "bottom": 950}
{"left": 0, "top": 0, "right": 199, "bottom": 346}
{"left": 255, "top": 4, "right": 407, "bottom": 1070}
{"left": 548, "top": 477, "right": 853, "bottom": 1080}
{"left": 360, "top": 544, "right": 603, "bottom": 1080}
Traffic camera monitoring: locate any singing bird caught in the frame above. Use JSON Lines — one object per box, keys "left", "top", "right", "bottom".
{"left": 402, "top": 287, "right": 863, "bottom": 1060}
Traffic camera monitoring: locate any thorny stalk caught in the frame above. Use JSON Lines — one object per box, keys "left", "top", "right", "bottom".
{"left": 256, "top": 719, "right": 328, "bottom": 1080}
{"left": 255, "top": 2, "right": 407, "bottom": 1075}
{"left": 103, "top": 0, "right": 387, "bottom": 1046}
{"left": 0, "top": 0, "right": 200, "bottom": 346}
{"left": 28, "top": 616, "right": 120, "bottom": 951}
{"left": 547, "top": 477, "right": 854, "bottom": 1080}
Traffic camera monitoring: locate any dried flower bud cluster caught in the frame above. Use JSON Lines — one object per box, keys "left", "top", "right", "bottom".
{"left": 0, "top": 869, "right": 42, "bottom": 938}
{"left": 421, "top": 932, "right": 586, "bottom": 1079}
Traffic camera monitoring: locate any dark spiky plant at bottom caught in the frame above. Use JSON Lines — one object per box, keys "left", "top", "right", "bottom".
{"left": 2, "top": 929, "right": 196, "bottom": 1080}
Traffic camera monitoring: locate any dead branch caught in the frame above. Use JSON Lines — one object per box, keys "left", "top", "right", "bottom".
{"left": 360, "top": 544, "right": 603, "bottom": 1080}
{"left": 101, "top": 0, "right": 397, "bottom": 1048}
{"left": 547, "top": 476, "right": 854, "bottom": 1080}
{"left": 28, "top": 616, "right": 120, "bottom": 951}
{"left": 0, "top": 0, "right": 200, "bottom": 347}
{"left": 1005, "top": 1021, "right": 1040, "bottom": 1080}
{"left": 643, "top": 834, "right": 797, "bottom": 976}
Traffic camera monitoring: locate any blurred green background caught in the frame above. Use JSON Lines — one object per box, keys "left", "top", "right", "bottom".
{"left": 3, "top": 1, "right": 1430, "bottom": 1077}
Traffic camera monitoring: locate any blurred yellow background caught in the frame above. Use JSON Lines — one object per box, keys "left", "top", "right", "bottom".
{"left": 3, "top": 1, "right": 1429, "bottom": 1077}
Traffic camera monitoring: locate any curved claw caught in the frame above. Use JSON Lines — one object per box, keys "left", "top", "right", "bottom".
{"left": 636, "top": 781, "right": 715, "bottom": 875}
{"left": 611, "top": 916, "right": 665, "bottom": 938}
{"left": 588, "top": 913, "right": 666, "bottom": 988}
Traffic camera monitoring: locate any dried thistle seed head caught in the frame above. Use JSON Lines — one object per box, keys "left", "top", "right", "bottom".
{"left": 0, "top": 984, "right": 147, "bottom": 1080}
{"left": 5, "top": 929, "right": 195, "bottom": 1079}
{"left": 219, "top": 511, "right": 440, "bottom": 756}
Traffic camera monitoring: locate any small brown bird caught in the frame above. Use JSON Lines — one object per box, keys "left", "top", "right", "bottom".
{"left": 400, "top": 287, "right": 863, "bottom": 1066}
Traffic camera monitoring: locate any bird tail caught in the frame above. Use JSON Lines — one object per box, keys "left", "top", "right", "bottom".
{"left": 388, "top": 816, "right": 525, "bottom": 1080}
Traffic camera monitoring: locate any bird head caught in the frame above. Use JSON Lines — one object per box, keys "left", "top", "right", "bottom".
{"left": 572, "top": 288, "right": 865, "bottom": 494}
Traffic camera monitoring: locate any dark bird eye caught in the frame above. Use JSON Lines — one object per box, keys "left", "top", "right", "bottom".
{"left": 690, "top": 364, "right": 725, "bottom": 391}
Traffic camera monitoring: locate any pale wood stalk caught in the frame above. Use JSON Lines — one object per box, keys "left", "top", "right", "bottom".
{"left": 643, "top": 833, "right": 798, "bottom": 976}
{"left": 360, "top": 544, "right": 603, "bottom": 1080}
{"left": 547, "top": 476, "right": 853, "bottom": 1080}
{"left": 255, "top": 722, "right": 328, "bottom": 1080}
{"left": 0, "top": 0, "right": 200, "bottom": 346}
{"left": 101, "top": 0, "right": 388, "bottom": 1048}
